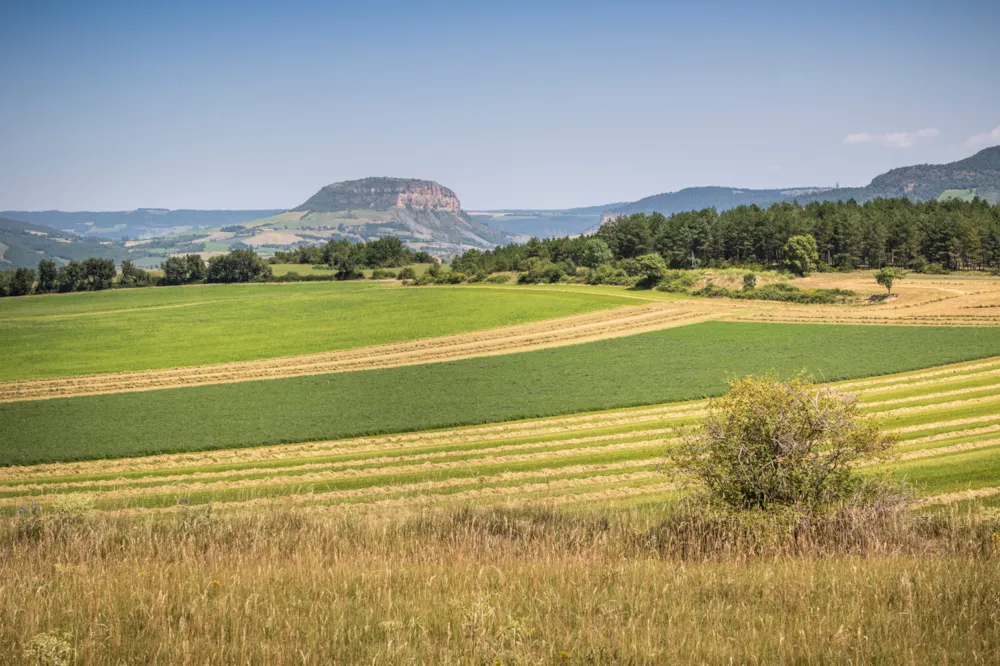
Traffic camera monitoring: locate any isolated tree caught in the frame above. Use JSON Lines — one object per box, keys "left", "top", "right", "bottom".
{"left": 10, "top": 267, "right": 36, "bottom": 296}
{"left": 671, "top": 375, "right": 893, "bottom": 511}
{"left": 783, "top": 234, "right": 819, "bottom": 276}
{"left": 743, "top": 272, "right": 757, "bottom": 290}
{"left": 874, "top": 266, "right": 905, "bottom": 296}
{"left": 37, "top": 259, "right": 58, "bottom": 293}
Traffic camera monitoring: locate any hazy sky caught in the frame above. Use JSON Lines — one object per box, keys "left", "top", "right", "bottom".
{"left": 1, "top": 0, "right": 998, "bottom": 211}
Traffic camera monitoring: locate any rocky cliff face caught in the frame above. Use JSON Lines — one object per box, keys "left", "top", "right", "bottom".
{"left": 294, "top": 177, "right": 462, "bottom": 213}
{"left": 395, "top": 182, "right": 461, "bottom": 213}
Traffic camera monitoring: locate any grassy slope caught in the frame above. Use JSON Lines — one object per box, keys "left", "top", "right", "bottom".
{"left": 0, "top": 282, "right": 629, "bottom": 381}
{"left": 3, "top": 322, "right": 1000, "bottom": 465}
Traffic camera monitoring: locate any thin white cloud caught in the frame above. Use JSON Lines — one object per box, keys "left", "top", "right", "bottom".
{"left": 965, "top": 126, "right": 1000, "bottom": 148}
{"left": 843, "top": 132, "right": 872, "bottom": 145}
{"left": 843, "top": 127, "right": 939, "bottom": 148}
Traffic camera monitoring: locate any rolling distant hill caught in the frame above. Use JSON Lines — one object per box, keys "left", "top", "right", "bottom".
{"left": 475, "top": 147, "right": 1000, "bottom": 238}
{"left": 0, "top": 209, "right": 284, "bottom": 240}
{"left": 611, "top": 146, "right": 1000, "bottom": 218}
{"left": 0, "top": 217, "right": 131, "bottom": 269}
{"left": 468, "top": 204, "right": 626, "bottom": 238}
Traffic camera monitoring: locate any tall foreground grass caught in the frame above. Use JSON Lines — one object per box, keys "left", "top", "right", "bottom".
{"left": 2, "top": 506, "right": 999, "bottom": 664}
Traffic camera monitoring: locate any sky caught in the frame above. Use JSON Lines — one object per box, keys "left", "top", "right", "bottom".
{"left": 1, "top": 0, "right": 998, "bottom": 211}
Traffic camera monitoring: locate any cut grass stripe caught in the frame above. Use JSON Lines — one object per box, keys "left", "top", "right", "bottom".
{"left": 4, "top": 322, "right": 1000, "bottom": 465}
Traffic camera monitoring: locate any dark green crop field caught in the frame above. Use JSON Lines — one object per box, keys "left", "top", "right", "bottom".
{"left": 3, "top": 322, "right": 1000, "bottom": 465}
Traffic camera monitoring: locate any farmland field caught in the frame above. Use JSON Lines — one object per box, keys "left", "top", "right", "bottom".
{"left": 4, "top": 281, "right": 1000, "bottom": 665}
{"left": 3, "top": 354, "right": 1000, "bottom": 514}
{"left": 0, "top": 281, "right": 632, "bottom": 381}
{"left": 3, "top": 322, "right": 1000, "bottom": 465}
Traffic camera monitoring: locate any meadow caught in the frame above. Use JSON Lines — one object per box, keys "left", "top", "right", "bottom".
{"left": 3, "top": 322, "right": 1000, "bottom": 465}
{"left": 4, "top": 284, "right": 1000, "bottom": 665}
{"left": 2, "top": 507, "right": 998, "bottom": 665}
{"left": 0, "top": 281, "right": 630, "bottom": 381}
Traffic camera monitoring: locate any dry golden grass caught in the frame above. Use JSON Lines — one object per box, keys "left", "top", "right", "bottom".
{"left": 1, "top": 508, "right": 998, "bottom": 665}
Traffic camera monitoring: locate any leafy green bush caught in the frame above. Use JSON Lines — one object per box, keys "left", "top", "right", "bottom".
{"left": 397, "top": 267, "right": 417, "bottom": 280}
{"left": 656, "top": 270, "right": 697, "bottom": 293}
{"left": 670, "top": 375, "right": 897, "bottom": 512}
{"left": 410, "top": 273, "right": 436, "bottom": 286}
{"left": 370, "top": 268, "right": 397, "bottom": 280}
{"left": 691, "top": 281, "right": 856, "bottom": 304}
{"left": 586, "top": 264, "right": 630, "bottom": 285}
{"left": 691, "top": 283, "right": 732, "bottom": 298}
{"left": 485, "top": 274, "right": 511, "bottom": 284}
{"left": 517, "top": 258, "right": 565, "bottom": 284}
{"left": 924, "top": 262, "right": 950, "bottom": 274}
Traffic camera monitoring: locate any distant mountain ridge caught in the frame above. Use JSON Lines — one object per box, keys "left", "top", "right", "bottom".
{"left": 472, "top": 146, "right": 1000, "bottom": 237}
{"left": 611, "top": 146, "right": 1000, "bottom": 218}
{"left": 0, "top": 217, "right": 130, "bottom": 269}
{"left": 0, "top": 209, "right": 284, "bottom": 240}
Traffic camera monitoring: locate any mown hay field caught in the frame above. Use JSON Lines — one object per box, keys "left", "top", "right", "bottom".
{"left": 0, "top": 281, "right": 632, "bottom": 381}
{"left": 4, "top": 355, "right": 1000, "bottom": 512}
{"left": 3, "top": 323, "right": 1000, "bottom": 465}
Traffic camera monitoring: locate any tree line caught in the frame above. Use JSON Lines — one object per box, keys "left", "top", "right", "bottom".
{"left": 452, "top": 197, "right": 1000, "bottom": 275}
{"left": 0, "top": 235, "right": 434, "bottom": 298}
{"left": 0, "top": 249, "right": 276, "bottom": 298}
{"left": 271, "top": 237, "right": 434, "bottom": 279}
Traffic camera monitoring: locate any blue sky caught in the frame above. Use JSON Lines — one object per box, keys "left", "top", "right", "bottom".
{"left": 1, "top": 0, "right": 998, "bottom": 210}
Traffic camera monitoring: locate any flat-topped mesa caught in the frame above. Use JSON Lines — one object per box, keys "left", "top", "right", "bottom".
{"left": 294, "top": 177, "right": 461, "bottom": 213}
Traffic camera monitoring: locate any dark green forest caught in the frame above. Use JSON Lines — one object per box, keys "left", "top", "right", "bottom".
{"left": 453, "top": 198, "right": 1000, "bottom": 274}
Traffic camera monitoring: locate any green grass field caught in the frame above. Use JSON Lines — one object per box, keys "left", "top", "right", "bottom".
{"left": 938, "top": 188, "right": 978, "bottom": 202}
{"left": 3, "top": 322, "right": 1000, "bottom": 465}
{"left": 2, "top": 352, "right": 999, "bottom": 513}
{"left": 0, "top": 282, "right": 631, "bottom": 381}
